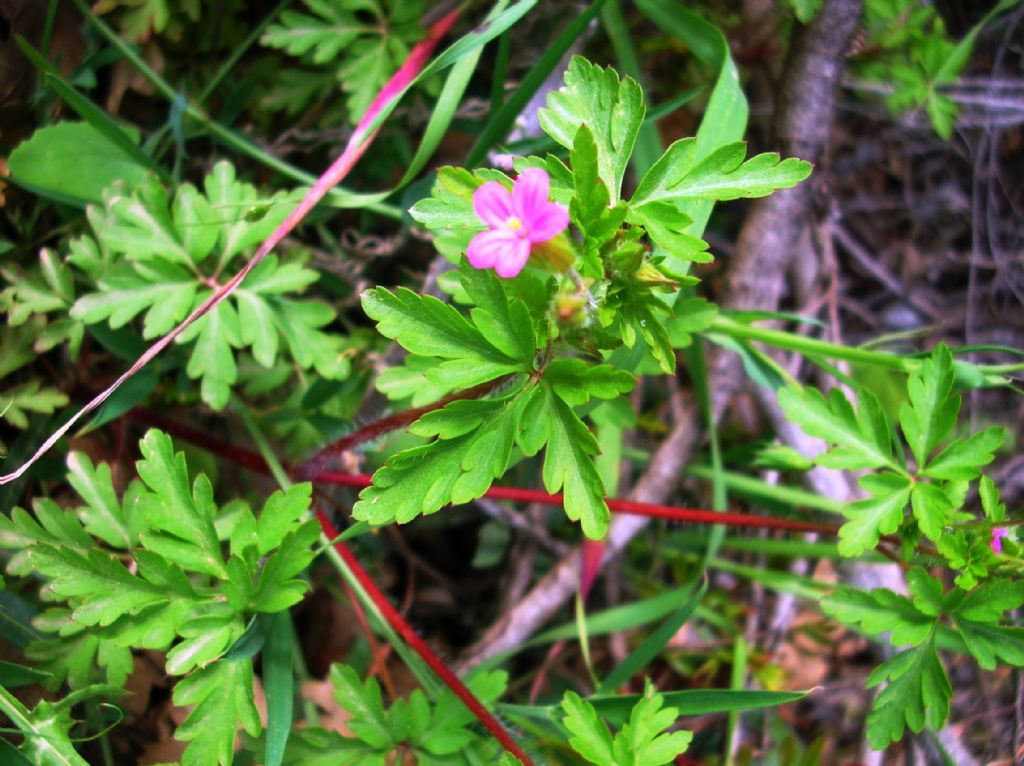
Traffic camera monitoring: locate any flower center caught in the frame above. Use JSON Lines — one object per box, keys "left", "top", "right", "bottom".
{"left": 505, "top": 216, "right": 524, "bottom": 231}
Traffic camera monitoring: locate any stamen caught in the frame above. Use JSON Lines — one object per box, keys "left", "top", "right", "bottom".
{"left": 506, "top": 216, "right": 523, "bottom": 231}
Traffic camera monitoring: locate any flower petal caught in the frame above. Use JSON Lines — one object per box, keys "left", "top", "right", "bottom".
{"left": 526, "top": 202, "right": 569, "bottom": 242}
{"left": 494, "top": 238, "right": 531, "bottom": 278}
{"left": 511, "top": 168, "right": 550, "bottom": 223}
{"left": 473, "top": 182, "right": 514, "bottom": 228}
{"left": 467, "top": 229, "right": 517, "bottom": 270}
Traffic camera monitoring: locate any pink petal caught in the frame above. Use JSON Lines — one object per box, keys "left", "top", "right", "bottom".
{"left": 473, "top": 182, "right": 514, "bottom": 228}
{"left": 512, "top": 168, "right": 550, "bottom": 222}
{"left": 526, "top": 202, "right": 569, "bottom": 242}
{"left": 467, "top": 229, "right": 518, "bottom": 270}
{"left": 991, "top": 527, "right": 1009, "bottom": 554}
{"left": 494, "top": 238, "right": 531, "bottom": 278}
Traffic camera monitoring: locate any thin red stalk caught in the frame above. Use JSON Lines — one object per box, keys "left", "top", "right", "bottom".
{"left": 0, "top": 8, "right": 461, "bottom": 486}
{"left": 527, "top": 640, "right": 566, "bottom": 705}
{"left": 297, "top": 376, "right": 511, "bottom": 480}
{"left": 314, "top": 471, "right": 843, "bottom": 534}
{"left": 337, "top": 569, "right": 398, "bottom": 700}
{"left": 317, "top": 509, "right": 535, "bottom": 766}
{"left": 128, "top": 408, "right": 846, "bottom": 535}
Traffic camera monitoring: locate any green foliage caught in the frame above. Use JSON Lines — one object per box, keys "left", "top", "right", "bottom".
{"left": 0, "top": 430, "right": 317, "bottom": 766}
{"left": 853, "top": 0, "right": 1018, "bottom": 138}
{"left": 93, "top": 0, "right": 203, "bottom": 42}
{"left": 282, "top": 664, "right": 509, "bottom": 765}
{"left": 779, "top": 345, "right": 1005, "bottom": 563}
{"left": 354, "top": 255, "right": 639, "bottom": 538}
{"left": 1, "top": 684, "right": 119, "bottom": 766}
{"left": 631, "top": 139, "right": 812, "bottom": 206}
{"left": 538, "top": 56, "right": 645, "bottom": 203}
{"left": 3, "top": 161, "right": 349, "bottom": 410}
{"left": 7, "top": 122, "right": 151, "bottom": 205}
{"left": 782, "top": 0, "right": 822, "bottom": 23}
{"left": 560, "top": 680, "right": 692, "bottom": 766}
{"left": 261, "top": 0, "right": 427, "bottom": 123}
{"left": 823, "top": 569, "right": 1024, "bottom": 749}
{"left": 366, "top": 54, "right": 813, "bottom": 537}
{"left": 0, "top": 381, "right": 68, "bottom": 430}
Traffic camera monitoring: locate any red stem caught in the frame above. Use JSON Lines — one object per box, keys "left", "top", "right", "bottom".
{"left": 128, "top": 409, "right": 845, "bottom": 535}
{"left": 314, "top": 471, "right": 843, "bottom": 535}
{"left": 297, "top": 376, "right": 511, "bottom": 480}
{"left": 317, "top": 510, "right": 535, "bottom": 766}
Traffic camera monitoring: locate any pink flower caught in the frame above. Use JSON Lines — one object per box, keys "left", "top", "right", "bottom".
{"left": 467, "top": 168, "right": 570, "bottom": 278}
{"left": 991, "top": 526, "right": 1010, "bottom": 554}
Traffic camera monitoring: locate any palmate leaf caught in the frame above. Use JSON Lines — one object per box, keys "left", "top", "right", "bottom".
{"left": 0, "top": 381, "right": 68, "bottom": 429}
{"left": 521, "top": 384, "right": 612, "bottom": 539}
{"left": 538, "top": 56, "right": 645, "bottom": 203}
{"left": 63, "top": 164, "right": 347, "bottom": 410}
{"left": 836, "top": 472, "right": 912, "bottom": 557}
{"left": 631, "top": 139, "right": 812, "bottom": 207}
{"left": 353, "top": 391, "right": 528, "bottom": 526}
{"left": 562, "top": 691, "right": 615, "bottom": 765}
{"left": 174, "top": 659, "right": 262, "bottom": 766}
{"left": 561, "top": 682, "right": 691, "bottom": 766}
{"left": 261, "top": 0, "right": 426, "bottom": 123}
{"left": 898, "top": 344, "right": 958, "bottom": 468}
{"left": 66, "top": 452, "right": 136, "bottom": 549}
{"left": 134, "top": 429, "right": 226, "bottom": 578}
{"left": 459, "top": 264, "right": 538, "bottom": 366}
{"left": 26, "top": 545, "right": 167, "bottom": 628}
{"left": 777, "top": 385, "right": 897, "bottom": 471}
{"left": 822, "top": 575, "right": 938, "bottom": 646}
{"left": 921, "top": 426, "right": 1004, "bottom": 481}
{"left": 362, "top": 286, "right": 527, "bottom": 391}
{"left": 864, "top": 636, "right": 950, "bottom": 750}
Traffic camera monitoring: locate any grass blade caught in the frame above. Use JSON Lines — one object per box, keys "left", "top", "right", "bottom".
{"left": 262, "top": 612, "right": 294, "bottom": 766}
{"left": 597, "top": 577, "right": 708, "bottom": 693}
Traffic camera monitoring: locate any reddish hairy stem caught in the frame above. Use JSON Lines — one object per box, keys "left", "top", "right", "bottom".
{"left": 128, "top": 408, "right": 846, "bottom": 535}
{"left": 313, "top": 471, "right": 844, "bottom": 535}
{"left": 317, "top": 510, "right": 535, "bottom": 766}
{"left": 336, "top": 566, "right": 398, "bottom": 700}
{"left": 296, "top": 376, "right": 512, "bottom": 480}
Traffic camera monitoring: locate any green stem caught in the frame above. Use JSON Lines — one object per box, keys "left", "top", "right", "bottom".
{"left": 684, "top": 465, "right": 846, "bottom": 514}
{"left": 711, "top": 315, "right": 1024, "bottom": 382}
{"left": 0, "top": 686, "right": 91, "bottom": 766}
{"left": 710, "top": 315, "right": 914, "bottom": 371}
